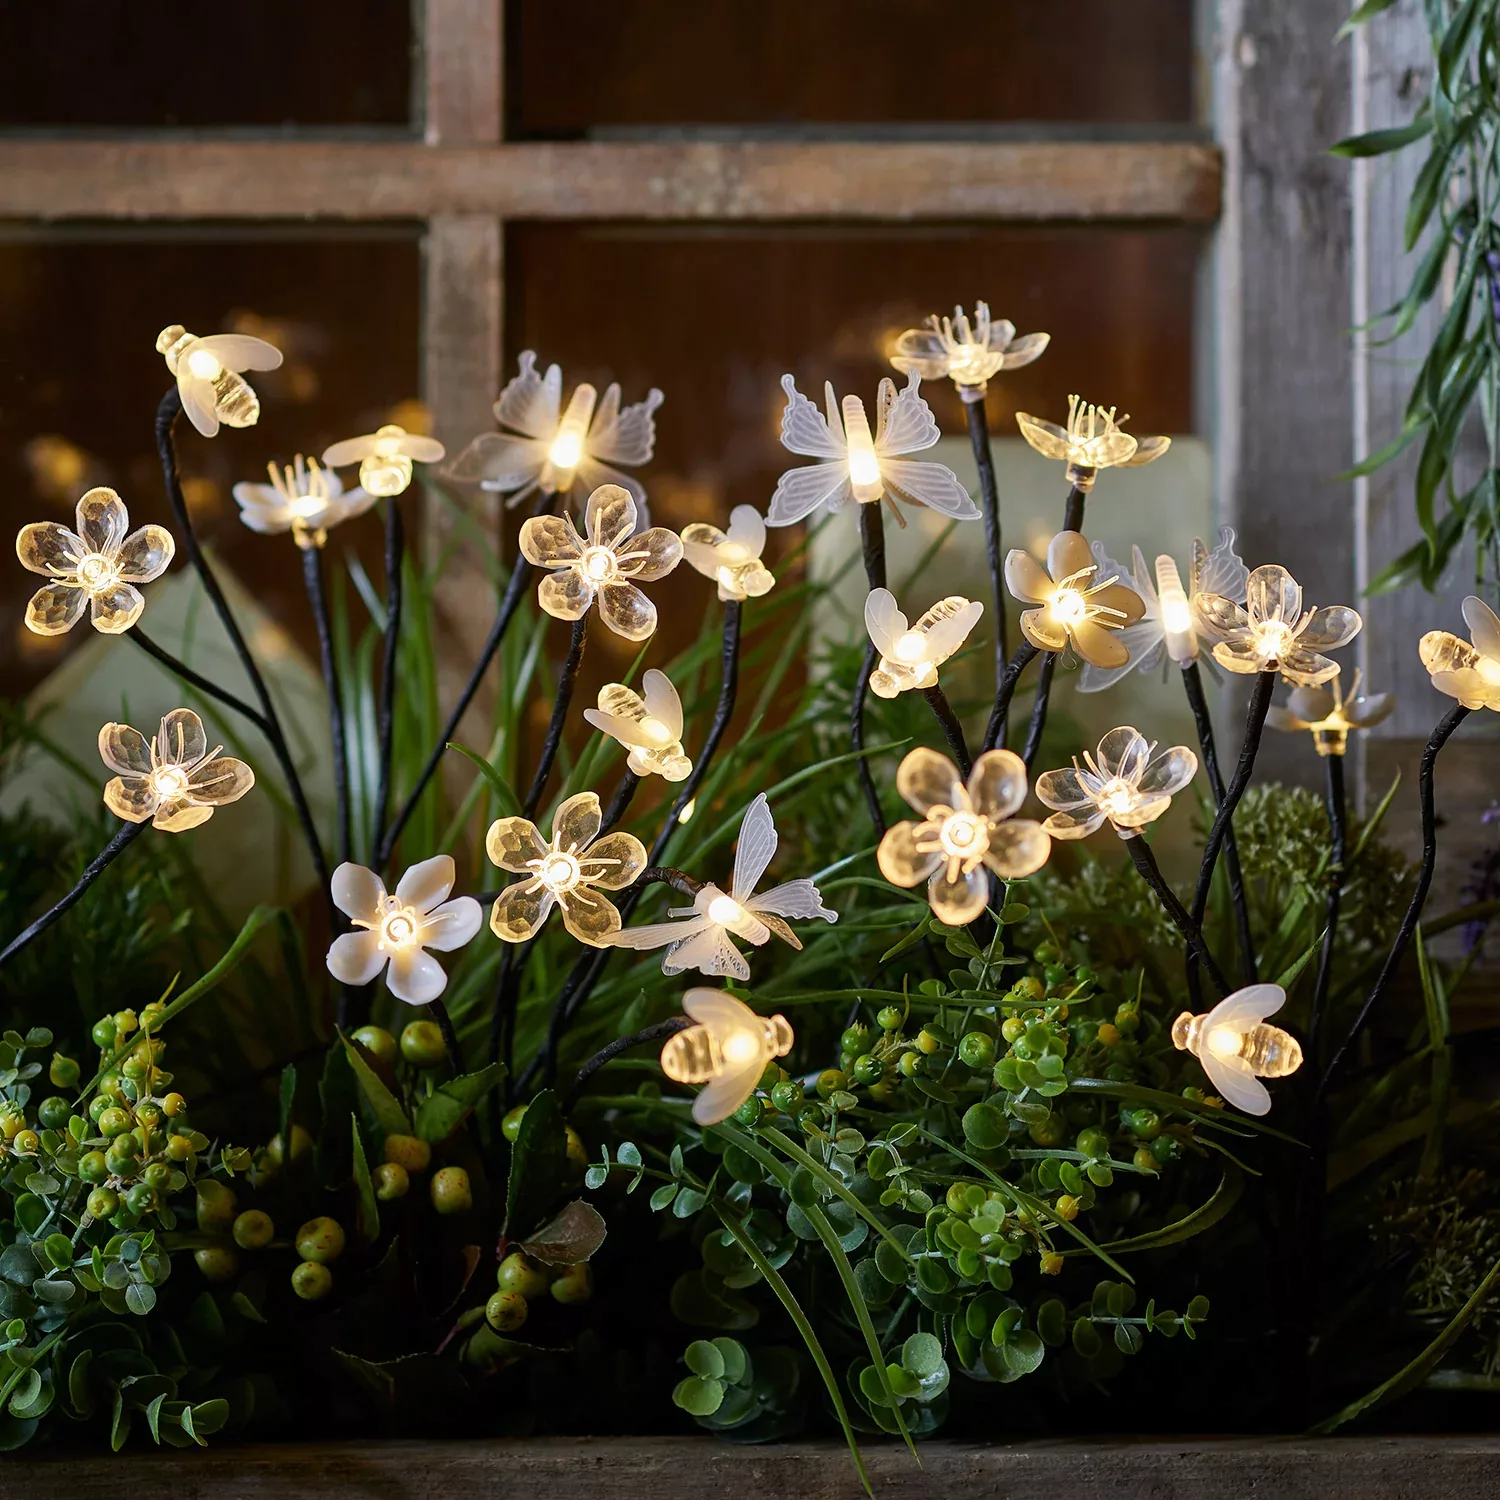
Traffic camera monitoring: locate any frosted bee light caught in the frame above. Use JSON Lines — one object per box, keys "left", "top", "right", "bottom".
{"left": 156, "top": 324, "right": 283, "bottom": 438}
{"left": 660, "top": 988, "right": 794, "bottom": 1126}
{"left": 1172, "top": 984, "right": 1302, "bottom": 1116}
{"left": 1419, "top": 595, "right": 1500, "bottom": 711}
{"left": 681, "top": 505, "right": 775, "bottom": 602}
{"left": 321, "top": 425, "right": 446, "bottom": 499}
{"left": 583, "top": 669, "right": 692, "bottom": 782}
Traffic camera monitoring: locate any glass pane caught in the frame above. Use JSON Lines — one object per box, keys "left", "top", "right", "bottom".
{"left": 512, "top": 0, "right": 1195, "bottom": 136}
{"left": 0, "top": 1, "right": 412, "bottom": 131}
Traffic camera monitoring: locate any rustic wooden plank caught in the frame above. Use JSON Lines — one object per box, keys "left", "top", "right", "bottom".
{"left": 421, "top": 0, "right": 503, "bottom": 145}
{"left": 0, "top": 141, "right": 1221, "bottom": 222}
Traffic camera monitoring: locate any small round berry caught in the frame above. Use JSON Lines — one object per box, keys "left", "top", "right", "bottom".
{"left": 125, "top": 1183, "right": 154, "bottom": 1216}
{"left": 91, "top": 1018, "right": 117, "bottom": 1050}
{"left": 38, "top": 1096, "right": 72, "bottom": 1133}
{"left": 121, "top": 1053, "right": 150, "bottom": 1082}
{"left": 383, "top": 1134, "right": 432, "bottom": 1174}
{"left": 945, "top": 1182, "right": 969, "bottom": 1215}
{"left": 916, "top": 1028, "right": 942, "bottom": 1055}
{"left": 1150, "top": 1133, "right": 1182, "bottom": 1166}
{"left": 769, "top": 1080, "right": 802, "bottom": 1113}
{"left": 233, "top": 1209, "right": 275, "bottom": 1250}
{"left": 815, "top": 1069, "right": 847, "bottom": 1099}
{"left": 496, "top": 1251, "right": 549, "bottom": 1300}
{"left": 49, "top": 1055, "right": 80, "bottom": 1089}
{"left": 550, "top": 1262, "right": 592, "bottom": 1304}
{"left": 431, "top": 1166, "right": 472, "bottom": 1214}
{"left": 851, "top": 1053, "right": 884, "bottom": 1086}
{"left": 142, "top": 1162, "right": 171, "bottom": 1191}
{"left": 374, "top": 1162, "right": 410, "bottom": 1200}
{"left": 1133, "top": 1147, "right": 1161, "bottom": 1173}
{"left": 161, "top": 1092, "right": 187, "bottom": 1118}
{"left": 97, "top": 1107, "right": 131, "bottom": 1139}
{"left": 1096, "top": 1023, "right": 1122, "bottom": 1048}
{"left": 87, "top": 1187, "right": 118, "bottom": 1219}
{"left": 266, "top": 1125, "right": 312, "bottom": 1166}
{"left": 167, "top": 1134, "right": 195, "bottom": 1163}
{"left": 291, "top": 1261, "right": 332, "bottom": 1300}
{"left": 79, "top": 1150, "right": 110, "bottom": 1185}
{"left": 876, "top": 1006, "right": 904, "bottom": 1032}
{"left": 1075, "top": 1126, "right": 1111, "bottom": 1160}
{"left": 840, "top": 1025, "right": 870, "bottom": 1056}
{"left": 296, "top": 1217, "right": 346, "bottom": 1264}
{"left": 13, "top": 1130, "right": 39, "bottom": 1155}
{"left": 1039, "top": 1251, "right": 1064, "bottom": 1276}
{"left": 195, "top": 1246, "right": 239, "bottom": 1282}
{"left": 500, "top": 1105, "right": 529, "bottom": 1144}
{"left": 896, "top": 1051, "right": 924, "bottom": 1078}
{"left": 1027, "top": 1116, "right": 1066, "bottom": 1148}
{"left": 352, "top": 1025, "right": 398, "bottom": 1064}
{"left": 87, "top": 1096, "right": 111, "bottom": 1126}
{"left": 1010, "top": 976, "right": 1045, "bottom": 1004}
{"left": 957, "top": 1032, "right": 996, "bottom": 1070}
{"left": 1054, "top": 1194, "right": 1080, "bottom": 1222}
{"left": 1001, "top": 1016, "right": 1026, "bottom": 1044}
{"left": 733, "top": 1096, "right": 764, "bottom": 1126}
{"left": 486, "top": 1290, "right": 528, "bottom": 1332}
{"left": 400, "top": 1020, "right": 447, "bottom": 1068}
{"left": 196, "top": 1180, "right": 238, "bottom": 1230}
{"left": 113, "top": 1009, "right": 138, "bottom": 1037}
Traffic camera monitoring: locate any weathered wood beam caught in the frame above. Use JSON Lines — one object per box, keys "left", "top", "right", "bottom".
{"left": 0, "top": 141, "right": 1221, "bottom": 222}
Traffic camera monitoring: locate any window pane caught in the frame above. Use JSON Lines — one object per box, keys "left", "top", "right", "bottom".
{"left": 0, "top": 1, "right": 412, "bottom": 131}
{"left": 512, "top": 0, "right": 1195, "bottom": 136}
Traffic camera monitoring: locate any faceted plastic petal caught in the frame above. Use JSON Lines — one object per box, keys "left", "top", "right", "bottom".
{"left": 15, "top": 522, "right": 84, "bottom": 578}
{"left": 1018, "top": 606, "right": 1068, "bottom": 654}
{"left": 486, "top": 816, "right": 547, "bottom": 872}
{"left": 1121, "top": 434, "right": 1172, "bottom": 468}
{"left": 876, "top": 821, "right": 942, "bottom": 888}
{"left": 75, "top": 487, "right": 129, "bottom": 557}
{"left": 1212, "top": 640, "right": 1267, "bottom": 676}
{"left": 386, "top": 946, "right": 449, "bottom": 1005}
{"left": 1279, "top": 648, "right": 1340, "bottom": 688}
{"left": 420, "top": 896, "right": 484, "bottom": 953}
{"left": 115, "top": 525, "right": 175, "bottom": 583}
{"left": 927, "top": 863, "right": 989, "bottom": 926}
{"left": 99, "top": 722, "right": 153, "bottom": 777}
{"left": 896, "top": 746, "right": 964, "bottom": 818}
{"left": 1298, "top": 605, "right": 1362, "bottom": 651}
{"left": 1348, "top": 692, "right": 1395, "bottom": 729}
{"left": 982, "top": 819, "right": 1051, "bottom": 878}
{"left": 491, "top": 882, "right": 554, "bottom": 942}
{"left": 1112, "top": 792, "right": 1172, "bottom": 829}
{"left": 1004, "top": 549, "right": 1052, "bottom": 604}
{"left": 520, "top": 513, "right": 583, "bottom": 566}
{"left": 1042, "top": 808, "right": 1107, "bottom": 840}
{"left": 448, "top": 432, "right": 548, "bottom": 490}
{"left": 680, "top": 525, "right": 726, "bottom": 580}
{"left": 585, "top": 484, "right": 638, "bottom": 549}
{"left": 1139, "top": 746, "right": 1198, "bottom": 798}
{"left": 1047, "top": 530, "right": 1094, "bottom": 583}
{"left": 153, "top": 800, "right": 213, "bottom": 834}
{"left": 1431, "top": 667, "right": 1500, "bottom": 710}
{"left": 559, "top": 885, "right": 623, "bottom": 946}
{"left": 538, "top": 568, "right": 593, "bottom": 621}
{"left": 25, "top": 580, "right": 87, "bottom": 635}
{"left": 1286, "top": 685, "right": 1335, "bottom": 724}
{"left": 998, "top": 331, "right": 1049, "bottom": 369}
{"left": 1246, "top": 565, "right": 1301, "bottom": 626}
{"left": 1016, "top": 413, "right": 1069, "bottom": 460}
{"left": 395, "top": 853, "right": 456, "bottom": 913}
{"left": 968, "top": 749, "right": 1028, "bottom": 823}
{"left": 616, "top": 526, "right": 682, "bottom": 582}
{"left": 326, "top": 929, "right": 388, "bottom": 987}
{"left": 88, "top": 582, "right": 145, "bottom": 634}
{"left": 1095, "top": 726, "right": 1151, "bottom": 783}
{"left": 1071, "top": 618, "right": 1129, "bottom": 670}
{"left": 184, "top": 754, "right": 254, "bottom": 806}
{"left": 103, "top": 775, "right": 157, "bottom": 823}
{"left": 597, "top": 580, "right": 658, "bottom": 641}
{"left": 1092, "top": 582, "right": 1146, "bottom": 626}
{"left": 156, "top": 709, "right": 208, "bottom": 768}
{"left": 581, "top": 830, "right": 648, "bottom": 890}
{"left": 1035, "top": 767, "right": 1094, "bottom": 813}
{"left": 552, "top": 791, "right": 603, "bottom": 853}
{"left": 1194, "top": 594, "right": 1249, "bottom": 640}
{"left": 331, "top": 862, "right": 386, "bottom": 922}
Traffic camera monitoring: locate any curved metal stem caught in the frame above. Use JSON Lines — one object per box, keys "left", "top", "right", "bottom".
{"left": 1125, "top": 835, "right": 1228, "bottom": 995}
{"left": 964, "top": 395, "right": 1008, "bottom": 735}
{"left": 851, "top": 504, "right": 887, "bottom": 837}
{"left": 600, "top": 770, "right": 642, "bottom": 835}
{"left": 126, "top": 627, "right": 270, "bottom": 736}
{"left": 921, "top": 683, "right": 972, "bottom": 776}
{"left": 1307, "top": 751, "right": 1346, "bottom": 1059}
{"left": 523, "top": 614, "right": 588, "bottom": 818}
{"left": 371, "top": 498, "right": 404, "bottom": 858}
{"left": 302, "top": 542, "right": 350, "bottom": 867}
{"left": 563, "top": 1018, "right": 690, "bottom": 1113}
{"left": 1019, "top": 652, "right": 1057, "bottom": 772}
{"left": 981, "top": 641, "right": 1040, "bottom": 754}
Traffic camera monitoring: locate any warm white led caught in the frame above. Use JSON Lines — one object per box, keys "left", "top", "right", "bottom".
{"left": 322, "top": 424, "right": 446, "bottom": 499}
{"left": 1015, "top": 393, "right": 1170, "bottom": 490}
{"left": 1171, "top": 984, "right": 1302, "bottom": 1116}
{"left": 660, "top": 989, "right": 795, "bottom": 1126}
{"left": 1195, "top": 564, "right": 1361, "bottom": 687}
{"left": 1005, "top": 532, "right": 1145, "bottom": 669}
{"left": 233, "top": 456, "right": 377, "bottom": 547}
{"left": 1036, "top": 726, "right": 1198, "bottom": 841}
{"left": 864, "top": 588, "right": 983, "bottom": 699}
{"left": 681, "top": 505, "right": 776, "bottom": 602}
{"left": 156, "top": 323, "right": 283, "bottom": 438}
{"left": 1420, "top": 595, "right": 1500, "bottom": 711}
{"left": 583, "top": 669, "right": 693, "bottom": 781}
{"left": 99, "top": 708, "right": 254, "bottom": 834}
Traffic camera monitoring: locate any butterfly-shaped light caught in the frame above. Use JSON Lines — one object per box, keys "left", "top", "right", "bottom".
{"left": 864, "top": 588, "right": 983, "bottom": 699}
{"left": 1267, "top": 667, "right": 1394, "bottom": 756}
{"left": 1419, "top": 595, "right": 1500, "bottom": 711}
{"left": 1005, "top": 530, "right": 1146, "bottom": 669}
{"left": 99, "top": 708, "right": 255, "bottom": 833}
{"left": 443, "top": 350, "right": 663, "bottom": 514}
{"left": 1194, "top": 565, "right": 1361, "bottom": 688}
{"left": 1172, "top": 984, "right": 1302, "bottom": 1116}
{"left": 321, "top": 425, "right": 446, "bottom": 499}
{"left": 681, "top": 505, "right": 775, "bottom": 602}
{"left": 156, "top": 324, "right": 284, "bottom": 439}
{"left": 608, "top": 793, "right": 836, "bottom": 980}
{"left": 1016, "top": 394, "right": 1170, "bottom": 492}
{"left": 661, "top": 989, "right": 794, "bottom": 1126}
{"left": 767, "top": 371, "right": 978, "bottom": 527}
{"left": 890, "top": 303, "right": 1049, "bottom": 396}
{"left": 583, "top": 668, "right": 692, "bottom": 782}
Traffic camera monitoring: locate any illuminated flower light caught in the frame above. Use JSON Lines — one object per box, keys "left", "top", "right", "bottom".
{"left": 863, "top": 588, "right": 983, "bottom": 699}
{"left": 232, "top": 456, "right": 375, "bottom": 549}
{"left": 17, "top": 487, "right": 174, "bottom": 636}
{"left": 99, "top": 708, "right": 254, "bottom": 833}
{"left": 444, "top": 349, "right": 663, "bottom": 513}
{"left": 681, "top": 505, "right": 775, "bottom": 602}
{"left": 520, "top": 483, "right": 681, "bottom": 641}
{"left": 877, "top": 748, "right": 1050, "bottom": 926}
{"left": 661, "top": 988, "right": 794, "bottom": 1126}
{"left": 156, "top": 324, "right": 284, "bottom": 438}
{"left": 767, "top": 370, "right": 979, "bottom": 526}
{"left": 326, "top": 855, "right": 482, "bottom": 1004}
{"left": 1267, "top": 667, "right": 1393, "bottom": 756}
{"left": 1171, "top": 983, "right": 1302, "bottom": 1117}
{"left": 583, "top": 668, "right": 693, "bottom": 781}
{"left": 487, "top": 791, "right": 648, "bottom": 945}
{"left": 890, "top": 302, "right": 1049, "bottom": 394}
{"left": 1419, "top": 595, "right": 1500, "bottom": 711}
{"left": 1004, "top": 530, "right": 1146, "bottom": 669}
{"left": 609, "top": 794, "right": 836, "bottom": 979}
{"left": 321, "top": 425, "right": 447, "bottom": 499}
{"left": 1194, "top": 564, "right": 1361, "bottom": 688}
{"left": 1079, "top": 529, "right": 1249, "bottom": 693}
{"left": 1035, "top": 726, "right": 1198, "bottom": 841}
{"left": 1016, "top": 394, "right": 1170, "bottom": 491}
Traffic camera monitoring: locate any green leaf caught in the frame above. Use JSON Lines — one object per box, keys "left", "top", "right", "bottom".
{"left": 902, "top": 1331, "right": 943, "bottom": 1378}
{"left": 962, "top": 1102, "right": 1008, "bottom": 1151}
{"left": 1338, "top": 0, "right": 1400, "bottom": 33}
{"left": 521, "top": 1200, "right": 607, "bottom": 1267}
{"left": 1329, "top": 116, "right": 1432, "bottom": 157}
{"left": 684, "top": 1339, "right": 726, "bottom": 1379}
{"left": 504, "top": 1088, "right": 566, "bottom": 1238}
{"left": 673, "top": 1375, "right": 724, "bottom": 1417}
{"left": 350, "top": 1120, "right": 380, "bottom": 1247}
{"left": 1087, "top": 1170, "right": 1243, "bottom": 1256}
{"left": 712, "top": 1337, "right": 747, "bottom": 1385}
{"left": 414, "top": 1062, "right": 505, "bottom": 1143}
{"left": 446, "top": 741, "right": 523, "bottom": 821}
{"left": 338, "top": 1033, "right": 411, "bottom": 1138}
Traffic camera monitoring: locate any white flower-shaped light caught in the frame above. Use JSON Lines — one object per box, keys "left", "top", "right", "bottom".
{"left": 232, "top": 456, "right": 376, "bottom": 549}
{"left": 661, "top": 989, "right": 795, "bottom": 1126}
{"left": 1267, "top": 668, "right": 1394, "bottom": 756}
{"left": 326, "top": 856, "right": 482, "bottom": 1005}
{"left": 321, "top": 424, "right": 446, "bottom": 499}
{"left": 487, "top": 791, "right": 648, "bottom": 946}
{"left": 608, "top": 794, "right": 836, "bottom": 980}
{"left": 17, "top": 487, "right": 174, "bottom": 636}
{"left": 1005, "top": 530, "right": 1146, "bottom": 669}
{"left": 877, "top": 748, "right": 1050, "bottom": 926}
{"left": 1172, "top": 984, "right": 1302, "bottom": 1117}
{"left": 767, "top": 370, "right": 978, "bottom": 527}
{"left": 520, "top": 483, "right": 681, "bottom": 641}
{"left": 864, "top": 588, "right": 983, "bottom": 699}
{"left": 444, "top": 349, "right": 663, "bottom": 513}
{"left": 1016, "top": 394, "right": 1171, "bottom": 491}
{"left": 1079, "top": 529, "right": 1249, "bottom": 693}
{"left": 156, "top": 324, "right": 284, "bottom": 438}
{"left": 1194, "top": 564, "right": 1361, "bottom": 688}
{"left": 583, "top": 668, "right": 692, "bottom": 782}
{"left": 1419, "top": 595, "right": 1500, "bottom": 711}
{"left": 681, "top": 505, "right": 775, "bottom": 602}
{"left": 99, "top": 708, "right": 254, "bottom": 833}
{"left": 1035, "top": 726, "right": 1197, "bottom": 841}
{"left": 890, "top": 302, "right": 1049, "bottom": 395}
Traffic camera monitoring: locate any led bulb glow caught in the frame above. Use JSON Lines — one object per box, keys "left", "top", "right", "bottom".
{"left": 678, "top": 798, "right": 696, "bottom": 824}
{"left": 380, "top": 908, "right": 419, "bottom": 949}
{"left": 99, "top": 707, "right": 254, "bottom": 833}
{"left": 156, "top": 324, "right": 280, "bottom": 436}
{"left": 720, "top": 1028, "right": 759, "bottom": 1066}
{"left": 707, "top": 894, "right": 747, "bottom": 926}
{"left": 1036, "top": 726, "right": 1198, "bottom": 842}
{"left": 1154, "top": 555, "right": 1196, "bottom": 662}
{"left": 842, "top": 395, "right": 884, "bottom": 502}
{"left": 149, "top": 765, "right": 190, "bottom": 800}
{"left": 549, "top": 430, "right": 584, "bottom": 470}
{"left": 186, "top": 349, "right": 222, "bottom": 380}
{"left": 539, "top": 382, "right": 598, "bottom": 490}
{"left": 1051, "top": 589, "right": 1087, "bottom": 626}
{"left": 894, "top": 630, "right": 926, "bottom": 662}
{"left": 539, "top": 852, "right": 582, "bottom": 891}
{"left": 581, "top": 547, "right": 615, "bottom": 582}
{"left": 1169, "top": 984, "right": 1301, "bottom": 1115}
{"left": 1479, "top": 657, "right": 1500, "bottom": 687}
{"left": 639, "top": 715, "right": 672, "bottom": 746}
{"left": 659, "top": 989, "right": 795, "bottom": 1124}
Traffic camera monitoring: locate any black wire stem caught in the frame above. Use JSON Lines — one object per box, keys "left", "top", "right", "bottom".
{"left": 852, "top": 503, "right": 888, "bottom": 837}
{"left": 563, "top": 1018, "right": 692, "bottom": 1113}
{"left": 1019, "top": 653, "right": 1058, "bottom": 772}
{"left": 1126, "top": 835, "right": 1229, "bottom": 995}
{"left": 427, "top": 997, "right": 462, "bottom": 1073}
{"left": 921, "top": 683, "right": 972, "bottom": 777}
{"left": 523, "top": 614, "right": 588, "bottom": 818}
{"left": 302, "top": 542, "right": 350, "bottom": 867}
{"left": 0, "top": 820, "right": 149, "bottom": 968}
{"left": 371, "top": 497, "right": 404, "bottom": 858}
{"left": 981, "top": 641, "right": 1040, "bottom": 754}
{"left": 1318, "top": 703, "right": 1470, "bottom": 1101}
{"left": 1061, "top": 480, "right": 1089, "bottom": 532}
{"left": 964, "top": 394, "right": 1008, "bottom": 734}
{"left": 1307, "top": 751, "right": 1347, "bottom": 1058}
{"left": 126, "top": 627, "right": 270, "bottom": 736}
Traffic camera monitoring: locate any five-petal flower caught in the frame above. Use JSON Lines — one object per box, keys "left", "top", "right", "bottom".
{"left": 520, "top": 483, "right": 682, "bottom": 641}
{"left": 321, "top": 424, "right": 446, "bottom": 499}
{"left": 877, "top": 748, "right": 1051, "bottom": 925}
{"left": 1267, "top": 667, "right": 1393, "bottom": 755}
{"left": 767, "top": 370, "right": 978, "bottom": 527}
{"left": 864, "top": 588, "right": 983, "bottom": 699}
{"left": 1035, "top": 726, "right": 1197, "bottom": 841}
{"left": 487, "top": 791, "right": 648, "bottom": 945}
{"left": 681, "top": 505, "right": 775, "bottom": 602}
{"left": 891, "top": 302, "right": 1049, "bottom": 393}
{"left": 232, "top": 456, "right": 376, "bottom": 549}
{"left": 99, "top": 708, "right": 255, "bottom": 833}
{"left": 326, "top": 856, "right": 482, "bottom": 1004}
{"left": 1005, "top": 530, "right": 1146, "bottom": 669}
{"left": 1016, "top": 394, "right": 1170, "bottom": 490}
{"left": 1419, "top": 595, "right": 1500, "bottom": 711}
{"left": 584, "top": 668, "right": 693, "bottom": 781}
{"left": 17, "top": 487, "right": 174, "bottom": 636}
{"left": 156, "top": 324, "right": 283, "bottom": 438}
{"left": 1194, "top": 564, "right": 1361, "bottom": 687}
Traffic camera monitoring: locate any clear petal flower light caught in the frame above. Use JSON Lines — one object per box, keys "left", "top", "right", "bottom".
{"left": 1004, "top": 530, "right": 1146, "bottom": 669}
{"left": 1266, "top": 667, "right": 1394, "bottom": 756}
{"left": 1171, "top": 983, "right": 1302, "bottom": 1117}
{"left": 609, "top": 794, "right": 837, "bottom": 979}
{"left": 1015, "top": 394, "right": 1170, "bottom": 491}
{"left": 864, "top": 588, "right": 983, "bottom": 699}
{"left": 443, "top": 349, "right": 664, "bottom": 513}
{"left": 583, "top": 668, "right": 693, "bottom": 782}
{"left": 1419, "top": 595, "right": 1500, "bottom": 711}
{"left": 326, "top": 855, "right": 482, "bottom": 1005}
{"left": 889, "top": 302, "right": 1050, "bottom": 398}
{"left": 17, "top": 487, "right": 175, "bottom": 636}
{"left": 321, "top": 425, "right": 447, "bottom": 499}
{"left": 767, "top": 370, "right": 979, "bottom": 527}
{"left": 1035, "top": 726, "right": 1198, "bottom": 841}
{"left": 1078, "top": 529, "right": 1249, "bottom": 693}
{"left": 487, "top": 791, "right": 648, "bottom": 946}
{"left": 661, "top": 989, "right": 795, "bottom": 1126}
{"left": 1194, "top": 564, "right": 1362, "bottom": 687}
{"left": 520, "top": 483, "right": 682, "bottom": 641}
{"left": 877, "top": 748, "right": 1051, "bottom": 926}
{"left": 232, "top": 456, "right": 376, "bottom": 550}
{"left": 99, "top": 708, "right": 255, "bottom": 833}
{"left": 680, "top": 505, "right": 775, "bottom": 602}
{"left": 156, "top": 324, "right": 284, "bottom": 439}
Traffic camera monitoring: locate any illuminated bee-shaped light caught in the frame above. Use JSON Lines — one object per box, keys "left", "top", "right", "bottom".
{"left": 156, "top": 324, "right": 283, "bottom": 438}
{"left": 660, "top": 989, "right": 794, "bottom": 1125}
{"left": 1172, "top": 983, "right": 1302, "bottom": 1116}
{"left": 322, "top": 424, "right": 447, "bottom": 499}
